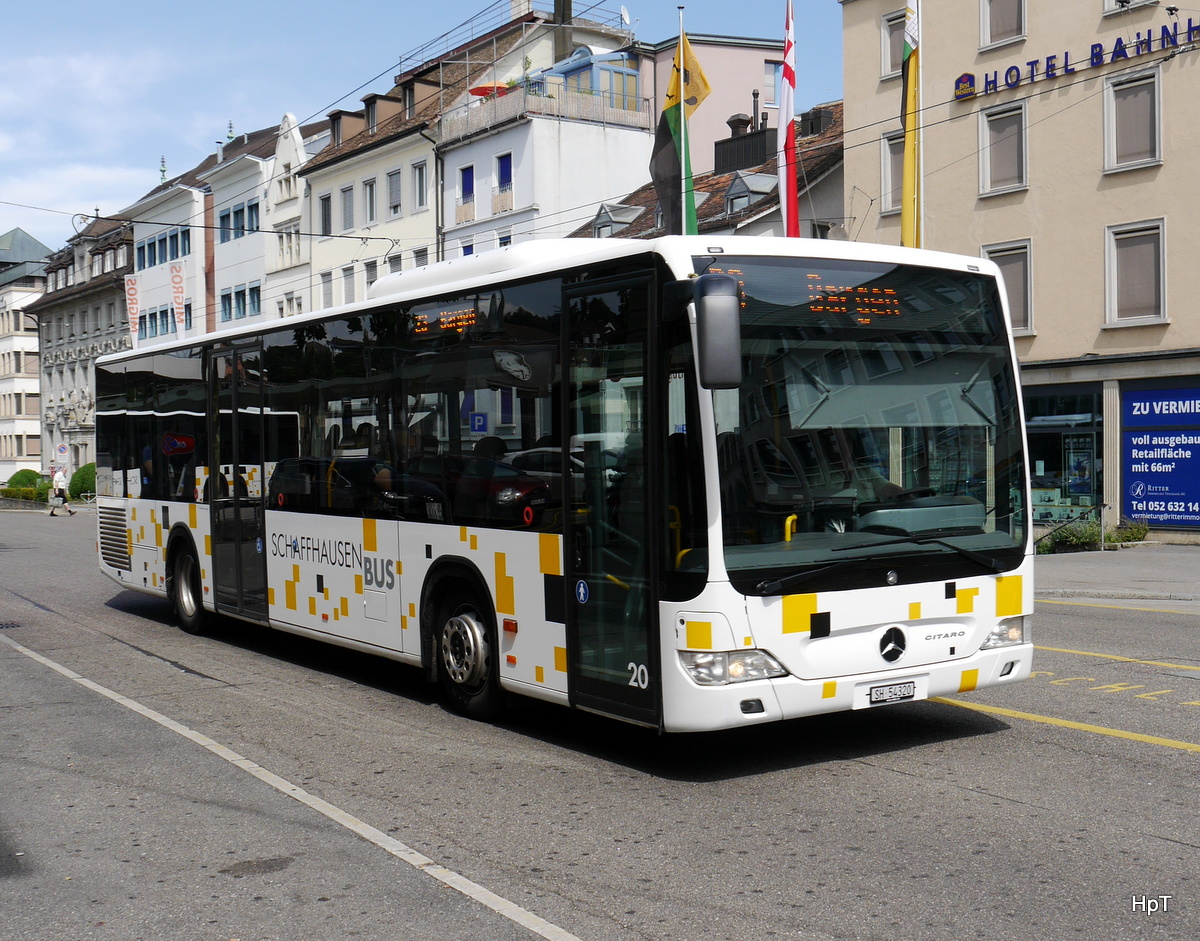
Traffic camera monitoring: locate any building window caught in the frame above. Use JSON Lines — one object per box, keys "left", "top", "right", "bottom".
{"left": 413, "top": 161, "right": 428, "bottom": 209}
{"left": 219, "top": 210, "right": 233, "bottom": 243}
{"left": 365, "top": 260, "right": 378, "bottom": 288}
{"left": 363, "top": 178, "right": 377, "bottom": 224}
{"left": 980, "top": 103, "right": 1026, "bottom": 195}
{"left": 460, "top": 166, "right": 474, "bottom": 204}
{"left": 320, "top": 272, "right": 333, "bottom": 309}
{"left": 881, "top": 10, "right": 906, "bottom": 79}
{"left": 179, "top": 229, "right": 190, "bottom": 257}
{"left": 221, "top": 291, "right": 233, "bottom": 322}
{"left": 319, "top": 195, "right": 333, "bottom": 236}
{"left": 136, "top": 245, "right": 146, "bottom": 270}
{"left": 461, "top": 241, "right": 474, "bottom": 258}
{"left": 984, "top": 240, "right": 1032, "bottom": 333}
{"left": 232, "top": 205, "right": 246, "bottom": 238}
{"left": 341, "top": 186, "right": 354, "bottom": 230}
{"left": 387, "top": 170, "right": 403, "bottom": 216}
{"left": 1107, "top": 220, "right": 1164, "bottom": 324}
{"left": 247, "top": 201, "right": 259, "bottom": 232}
{"left": 184, "top": 302, "right": 192, "bottom": 330}
{"left": 762, "top": 61, "right": 782, "bottom": 106}
{"left": 982, "top": 0, "right": 1024, "bottom": 48}
{"left": 594, "top": 222, "right": 613, "bottom": 238}
{"left": 1106, "top": 71, "right": 1159, "bottom": 171}
{"left": 494, "top": 153, "right": 514, "bottom": 213}
{"left": 496, "top": 153, "right": 513, "bottom": 193}
{"left": 388, "top": 255, "right": 403, "bottom": 274}
{"left": 343, "top": 266, "right": 356, "bottom": 304}
{"left": 168, "top": 232, "right": 179, "bottom": 260}
{"left": 249, "top": 283, "right": 261, "bottom": 317}
{"left": 413, "top": 246, "right": 428, "bottom": 267}
{"left": 280, "top": 163, "right": 295, "bottom": 200}
{"left": 498, "top": 231, "right": 512, "bottom": 248}
{"left": 881, "top": 131, "right": 904, "bottom": 214}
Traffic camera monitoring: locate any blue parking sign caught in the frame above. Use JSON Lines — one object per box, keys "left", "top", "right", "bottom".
{"left": 469, "top": 412, "right": 488, "bottom": 434}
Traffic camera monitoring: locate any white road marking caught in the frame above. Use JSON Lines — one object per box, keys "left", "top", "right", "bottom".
{"left": 2, "top": 632, "right": 583, "bottom": 941}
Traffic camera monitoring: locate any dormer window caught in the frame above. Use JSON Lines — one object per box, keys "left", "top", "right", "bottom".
{"left": 331, "top": 115, "right": 342, "bottom": 145}
{"left": 591, "top": 202, "right": 643, "bottom": 238}
{"left": 365, "top": 100, "right": 377, "bottom": 133}
{"left": 723, "top": 170, "right": 775, "bottom": 216}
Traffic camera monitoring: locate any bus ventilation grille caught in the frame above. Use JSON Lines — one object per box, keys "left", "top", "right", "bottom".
{"left": 98, "top": 505, "right": 132, "bottom": 571}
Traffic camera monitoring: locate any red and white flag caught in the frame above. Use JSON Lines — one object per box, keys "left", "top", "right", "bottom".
{"left": 777, "top": 0, "right": 799, "bottom": 237}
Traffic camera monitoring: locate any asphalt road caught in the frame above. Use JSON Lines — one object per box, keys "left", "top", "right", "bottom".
{"left": 2, "top": 509, "right": 1196, "bottom": 941}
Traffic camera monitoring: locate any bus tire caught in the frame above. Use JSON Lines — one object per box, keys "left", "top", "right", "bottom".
{"left": 434, "top": 587, "right": 501, "bottom": 720}
{"left": 171, "top": 544, "right": 208, "bottom": 635}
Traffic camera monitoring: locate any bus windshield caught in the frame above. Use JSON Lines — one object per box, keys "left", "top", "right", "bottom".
{"left": 700, "top": 256, "right": 1027, "bottom": 594}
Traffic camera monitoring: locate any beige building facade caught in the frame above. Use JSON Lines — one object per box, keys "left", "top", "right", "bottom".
{"left": 842, "top": 0, "right": 1200, "bottom": 538}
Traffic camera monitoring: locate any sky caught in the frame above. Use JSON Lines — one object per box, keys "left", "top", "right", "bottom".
{"left": 1, "top": 0, "right": 843, "bottom": 252}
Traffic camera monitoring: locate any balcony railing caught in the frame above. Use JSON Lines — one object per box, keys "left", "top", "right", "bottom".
{"left": 440, "top": 82, "right": 651, "bottom": 145}
{"left": 492, "top": 185, "right": 514, "bottom": 214}
{"left": 456, "top": 194, "right": 476, "bottom": 225}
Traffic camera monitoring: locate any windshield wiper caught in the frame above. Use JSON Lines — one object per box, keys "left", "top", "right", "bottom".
{"left": 834, "top": 526, "right": 1005, "bottom": 571}
{"left": 755, "top": 558, "right": 872, "bottom": 595}
{"left": 961, "top": 363, "right": 997, "bottom": 427}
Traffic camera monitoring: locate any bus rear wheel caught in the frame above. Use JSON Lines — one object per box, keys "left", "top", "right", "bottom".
{"left": 435, "top": 591, "right": 501, "bottom": 720}
{"left": 171, "top": 546, "right": 208, "bottom": 635}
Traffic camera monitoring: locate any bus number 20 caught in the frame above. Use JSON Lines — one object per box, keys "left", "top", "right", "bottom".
{"left": 627, "top": 662, "right": 650, "bottom": 689}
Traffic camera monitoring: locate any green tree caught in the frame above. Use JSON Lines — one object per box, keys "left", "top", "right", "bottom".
{"left": 6, "top": 468, "right": 42, "bottom": 489}
{"left": 70, "top": 463, "right": 96, "bottom": 500}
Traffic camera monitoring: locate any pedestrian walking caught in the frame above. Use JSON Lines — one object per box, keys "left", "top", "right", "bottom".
{"left": 49, "top": 467, "right": 75, "bottom": 516}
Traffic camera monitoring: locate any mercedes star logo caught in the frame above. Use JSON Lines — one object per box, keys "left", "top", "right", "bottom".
{"left": 880, "top": 627, "right": 906, "bottom": 663}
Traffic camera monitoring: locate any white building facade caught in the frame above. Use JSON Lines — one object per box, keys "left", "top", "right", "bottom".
{"left": 25, "top": 218, "right": 133, "bottom": 479}
{"left": 0, "top": 229, "right": 49, "bottom": 483}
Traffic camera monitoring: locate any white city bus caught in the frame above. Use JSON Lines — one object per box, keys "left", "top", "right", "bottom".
{"left": 95, "top": 237, "right": 1033, "bottom": 732}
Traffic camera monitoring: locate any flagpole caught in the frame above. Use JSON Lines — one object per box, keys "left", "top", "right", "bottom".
{"left": 678, "top": 6, "right": 686, "bottom": 231}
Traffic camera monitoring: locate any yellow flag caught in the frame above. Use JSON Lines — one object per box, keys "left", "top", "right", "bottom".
{"left": 665, "top": 34, "right": 711, "bottom": 120}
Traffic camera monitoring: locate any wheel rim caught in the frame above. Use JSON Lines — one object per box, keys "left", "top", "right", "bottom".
{"left": 440, "top": 612, "right": 488, "bottom": 689}
{"left": 177, "top": 555, "right": 198, "bottom": 619}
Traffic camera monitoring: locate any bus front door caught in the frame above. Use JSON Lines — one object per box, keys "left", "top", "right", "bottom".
{"left": 210, "top": 348, "right": 268, "bottom": 621}
{"left": 564, "top": 277, "right": 660, "bottom": 728}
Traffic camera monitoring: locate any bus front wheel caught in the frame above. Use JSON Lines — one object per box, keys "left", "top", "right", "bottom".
{"left": 171, "top": 546, "right": 208, "bottom": 635}
{"left": 435, "top": 590, "right": 501, "bottom": 720}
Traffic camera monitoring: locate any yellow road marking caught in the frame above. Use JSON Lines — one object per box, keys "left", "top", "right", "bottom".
{"left": 1034, "top": 645, "right": 1200, "bottom": 672}
{"left": 933, "top": 697, "right": 1200, "bottom": 754}
{"left": 1038, "top": 598, "right": 1200, "bottom": 616}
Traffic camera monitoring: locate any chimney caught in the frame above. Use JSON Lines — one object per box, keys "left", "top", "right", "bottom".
{"left": 554, "top": 0, "right": 572, "bottom": 63}
{"left": 726, "top": 114, "right": 752, "bottom": 137}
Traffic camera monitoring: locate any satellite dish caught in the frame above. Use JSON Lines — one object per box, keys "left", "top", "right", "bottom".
{"left": 620, "top": 5, "right": 630, "bottom": 25}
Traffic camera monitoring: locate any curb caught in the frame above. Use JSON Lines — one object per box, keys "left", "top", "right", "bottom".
{"left": 1037, "top": 589, "right": 1200, "bottom": 602}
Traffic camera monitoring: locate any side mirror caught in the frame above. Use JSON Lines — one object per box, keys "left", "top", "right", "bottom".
{"left": 694, "top": 274, "right": 741, "bottom": 389}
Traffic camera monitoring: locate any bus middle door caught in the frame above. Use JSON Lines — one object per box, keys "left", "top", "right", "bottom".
{"left": 210, "top": 347, "right": 268, "bottom": 621}
{"left": 563, "top": 276, "right": 661, "bottom": 728}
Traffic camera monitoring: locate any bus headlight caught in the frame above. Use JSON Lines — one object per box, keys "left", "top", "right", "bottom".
{"left": 679, "top": 650, "right": 788, "bottom": 686}
{"left": 982, "top": 616, "right": 1028, "bottom": 648}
